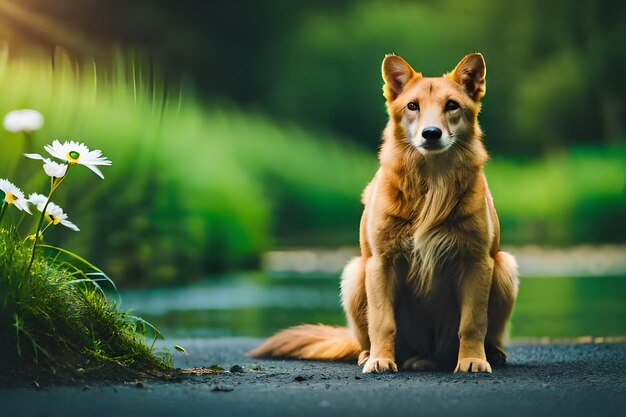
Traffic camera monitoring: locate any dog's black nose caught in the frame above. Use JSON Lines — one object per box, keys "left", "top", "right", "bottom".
{"left": 422, "top": 126, "right": 442, "bottom": 141}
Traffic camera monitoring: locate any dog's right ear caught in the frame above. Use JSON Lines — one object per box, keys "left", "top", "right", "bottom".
{"left": 382, "top": 54, "right": 419, "bottom": 101}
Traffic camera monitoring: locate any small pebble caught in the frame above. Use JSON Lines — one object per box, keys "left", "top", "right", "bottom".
{"left": 211, "top": 384, "right": 234, "bottom": 392}
{"left": 230, "top": 365, "right": 244, "bottom": 373}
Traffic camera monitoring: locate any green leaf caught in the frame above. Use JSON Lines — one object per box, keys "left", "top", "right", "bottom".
{"left": 173, "top": 344, "right": 188, "bottom": 355}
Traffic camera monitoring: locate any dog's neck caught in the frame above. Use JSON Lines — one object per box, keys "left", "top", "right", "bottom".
{"left": 378, "top": 122, "right": 488, "bottom": 226}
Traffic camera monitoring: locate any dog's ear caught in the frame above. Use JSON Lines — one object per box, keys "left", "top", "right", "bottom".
{"left": 449, "top": 53, "right": 486, "bottom": 101}
{"left": 382, "top": 54, "right": 419, "bottom": 101}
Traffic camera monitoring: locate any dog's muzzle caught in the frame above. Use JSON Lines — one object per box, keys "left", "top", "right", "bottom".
{"left": 420, "top": 126, "right": 444, "bottom": 150}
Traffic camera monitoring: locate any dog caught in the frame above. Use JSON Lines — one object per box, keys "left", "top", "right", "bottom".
{"left": 249, "top": 53, "right": 519, "bottom": 373}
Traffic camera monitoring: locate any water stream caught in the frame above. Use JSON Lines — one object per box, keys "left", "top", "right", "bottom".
{"left": 117, "top": 274, "right": 626, "bottom": 340}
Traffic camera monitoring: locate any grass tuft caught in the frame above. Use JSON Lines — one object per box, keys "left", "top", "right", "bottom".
{"left": 0, "top": 227, "right": 172, "bottom": 385}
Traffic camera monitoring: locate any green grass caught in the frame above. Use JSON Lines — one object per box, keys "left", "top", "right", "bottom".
{"left": 0, "top": 227, "right": 171, "bottom": 382}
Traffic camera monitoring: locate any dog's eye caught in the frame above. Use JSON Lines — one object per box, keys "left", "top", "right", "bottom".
{"left": 407, "top": 102, "right": 419, "bottom": 111}
{"left": 445, "top": 100, "right": 460, "bottom": 111}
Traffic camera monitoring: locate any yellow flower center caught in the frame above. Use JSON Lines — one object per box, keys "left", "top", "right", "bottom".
{"left": 46, "top": 214, "right": 61, "bottom": 225}
{"left": 5, "top": 192, "right": 16, "bottom": 204}
{"left": 67, "top": 151, "right": 80, "bottom": 164}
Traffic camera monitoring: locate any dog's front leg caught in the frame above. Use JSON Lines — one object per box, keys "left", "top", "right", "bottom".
{"left": 362, "top": 255, "right": 398, "bottom": 373}
{"left": 455, "top": 258, "right": 493, "bottom": 373}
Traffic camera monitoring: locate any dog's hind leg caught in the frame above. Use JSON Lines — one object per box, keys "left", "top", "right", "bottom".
{"left": 486, "top": 251, "right": 519, "bottom": 366}
{"left": 341, "top": 256, "right": 370, "bottom": 363}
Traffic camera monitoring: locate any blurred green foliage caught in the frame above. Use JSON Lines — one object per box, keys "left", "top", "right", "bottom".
{"left": 0, "top": 1, "right": 624, "bottom": 286}
{"left": 3, "top": 0, "right": 622, "bottom": 152}
{"left": 487, "top": 146, "right": 626, "bottom": 244}
{"left": 0, "top": 48, "right": 373, "bottom": 285}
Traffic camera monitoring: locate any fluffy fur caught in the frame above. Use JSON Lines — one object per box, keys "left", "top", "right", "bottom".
{"left": 248, "top": 53, "right": 519, "bottom": 374}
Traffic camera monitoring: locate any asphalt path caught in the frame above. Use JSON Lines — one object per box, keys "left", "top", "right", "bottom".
{"left": 2, "top": 338, "right": 625, "bottom": 417}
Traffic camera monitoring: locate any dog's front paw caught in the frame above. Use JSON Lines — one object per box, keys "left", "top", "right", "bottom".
{"left": 454, "top": 358, "right": 492, "bottom": 373}
{"left": 362, "top": 357, "right": 398, "bottom": 373}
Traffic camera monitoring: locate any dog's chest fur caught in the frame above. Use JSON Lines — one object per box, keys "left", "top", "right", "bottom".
{"left": 368, "top": 163, "right": 489, "bottom": 296}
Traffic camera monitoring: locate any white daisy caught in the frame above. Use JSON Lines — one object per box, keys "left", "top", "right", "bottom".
{"left": 25, "top": 140, "right": 111, "bottom": 179}
{"left": 42, "top": 158, "right": 68, "bottom": 179}
{"left": 3, "top": 109, "right": 44, "bottom": 133}
{"left": 28, "top": 193, "right": 79, "bottom": 231}
{"left": 0, "top": 178, "right": 32, "bottom": 213}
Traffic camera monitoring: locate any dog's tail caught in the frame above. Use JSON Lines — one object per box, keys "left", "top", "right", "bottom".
{"left": 247, "top": 324, "right": 361, "bottom": 361}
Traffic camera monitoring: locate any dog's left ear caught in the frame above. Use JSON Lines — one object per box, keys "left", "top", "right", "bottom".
{"left": 449, "top": 53, "right": 486, "bottom": 101}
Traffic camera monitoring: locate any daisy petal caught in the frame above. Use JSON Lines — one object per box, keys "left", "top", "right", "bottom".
{"left": 60, "top": 219, "right": 80, "bottom": 232}
{"left": 24, "top": 153, "right": 46, "bottom": 160}
{"left": 0, "top": 178, "right": 11, "bottom": 192}
{"left": 45, "top": 140, "right": 67, "bottom": 160}
{"left": 42, "top": 159, "right": 68, "bottom": 178}
{"left": 85, "top": 149, "right": 102, "bottom": 159}
{"left": 14, "top": 198, "right": 32, "bottom": 214}
{"left": 83, "top": 163, "right": 105, "bottom": 179}
{"left": 28, "top": 193, "right": 49, "bottom": 211}
{"left": 91, "top": 158, "right": 112, "bottom": 166}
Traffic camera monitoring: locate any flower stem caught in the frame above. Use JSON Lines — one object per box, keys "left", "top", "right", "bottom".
{"left": 0, "top": 201, "right": 6, "bottom": 224}
{"left": 26, "top": 169, "right": 69, "bottom": 275}
{"left": 40, "top": 222, "right": 53, "bottom": 235}
{"left": 26, "top": 191, "right": 54, "bottom": 274}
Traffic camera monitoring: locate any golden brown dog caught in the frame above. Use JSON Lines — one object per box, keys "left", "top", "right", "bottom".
{"left": 249, "top": 53, "right": 519, "bottom": 373}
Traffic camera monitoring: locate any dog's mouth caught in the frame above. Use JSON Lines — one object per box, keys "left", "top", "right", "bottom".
{"left": 420, "top": 141, "right": 444, "bottom": 150}
{"left": 417, "top": 139, "right": 451, "bottom": 153}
